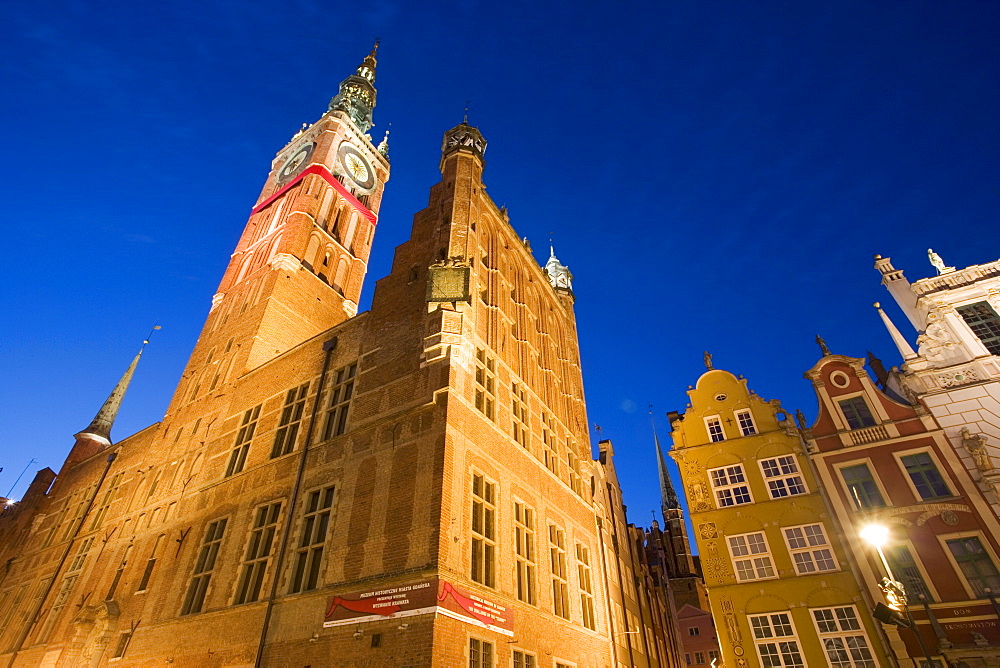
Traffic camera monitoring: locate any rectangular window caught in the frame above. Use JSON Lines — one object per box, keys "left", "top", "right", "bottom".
{"left": 271, "top": 383, "right": 309, "bottom": 457}
{"left": 290, "top": 486, "right": 335, "bottom": 593}
{"left": 695, "top": 653, "right": 705, "bottom": 665}
{"left": 474, "top": 348, "right": 496, "bottom": 420}
{"left": 946, "top": 536, "right": 1000, "bottom": 597}
{"left": 838, "top": 397, "right": 876, "bottom": 429}
{"left": 749, "top": 612, "right": 804, "bottom": 667}
{"left": 234, "top": 502, "right": 282, "bottom": 604}
{"left": 469, "top": 637, "right": 494, "bottom": 668}
{"left": 783, "top": 524, "right": 837, "bottom": 574}
{"left": 957, "top": 302, "right": 1000, "bottom": 355}
{"left": 181, "top": 518, "right": 227, "bottom": 615}
{"left": 549, "top": 525, "right": 569, "bottom": 619}
{"left": 90, "top": 472, "right": 123, "bottom": 530}
{"left": 901, "top": 452, "right": 951, "bottom": 500}
{"left": 689, "top": 626, "right": 700, "bottom": 636}
{"left": 577, "top": 543, "right": 596, "bottom": 630}
{"left": 323, "top": 363, "right": 357, "bottom": 439}
{"left": 811, "top": 605, "right": 876, "bottom": 668}
{"left": 137, "top": 534, "right": 164, "bottom": 592}
{"left": 709, "top": 651, "right": 720, "bottom": 662}
{"left": 471, "top": 473, "right": 496, "bottom": 587}
{"left": 705, "top": 416, "right": 725, "bottom": 442}
{"left": 885, "top": 545, "right": 932, "bottom": 601}
{"left": 839, "top": 463, "right": 886, "bottom": 509}
{"left": 106, "top": 544, "right": 132, "bottom": 601}
{"left": 226, "top": 405, "right": 261, "bottom": 476}
{"left": 113, "top": 631, "right": 132, "bottom": 659}
{"left": 709, "top": 465, "right": 752, "bottom": 507}
{"left": 760, "top": 455, "right": 807, "bottom": 498}
{"left": 735, "top": 409, "right": 757, "bottom": 436}
{"left": 512, "top": 382, "right": 530, "bottom": 449}
{"left": 513, "top": 650, "right": 537, "bottom": 668}
{"left": 567, "top": 447, "right": 583, "bottom": 496}
{"left": 514, "top": 502, "right": 536, "bottom": 605}
{"left": 728, "top": 531, "right": 776, "bottom": 581}
{"left": 541, "top": 412, "right": 559, "bottom": 476}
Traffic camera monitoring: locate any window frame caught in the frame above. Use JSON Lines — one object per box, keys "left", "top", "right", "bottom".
{"left": 576, "top": 542, "right": 597, "bottom": 630}
{"left": 809, "top": 604, "right": 877, "bottom": 668}
{"left": 180, "top": 517, "right": 228, "bottom": 615}
{"left": 271, "top": 383, "right": 309, "bottom": 458}
{"left": 734, "top": 408, "right": 757, "bottom": 436}
{"left": 708, "top": 464, "right": 753, "bottom": 508}
{"left": 837, "top": 394, "right": 877, "bottom": 430}
{"left": 938, "top": 532, "right": 1000, "bottom": 599}
{"left": 289, "top": 485, "right": 336, "bottom": 594}
{"left": 549, "top": 524, "right": 570, "bottom": 619}
{"left": 957, "top": 301, "right": 1000, "bottom": 356}
{"left": 748, "top": 611, "right": 805, "bottom": 667}
{"left": 513, "top": 500, "right": 537, "bottom": 605}
{"left": 884, "top": 541, "right": 938, "bottom": 602}
{"left": 894, "top": 448, "right": 953, "bottom": 501}
{"left": 471, "top": 472, "right": 497, "bottom": 588}
{"left": 233, "top": 501, "right": 283, "bottom": 605}
{"left": 834, "top": 459, "right": 889, "bottom": 510}
{"left": 782, "top": 523, "right": 838, "bottom": 575}
{"left": 758, "top": 455, "right": 808, "bottom": 499}
{"left": 226, "top": 405, "right": 261, "bottom": 477}
{"left": 727, "top": 530, "right": 777, "bottom": 582}
{"left": 468, "top": 636, "right": 494, "bottom": 668}
{"left": 322, "top": 363, "right": 357, "bottom": 439}
{"left": 704, "top": 415, "right": 726, "bottom": 442}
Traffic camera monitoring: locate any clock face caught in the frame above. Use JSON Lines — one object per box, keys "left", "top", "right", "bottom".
{"left": 337, "top": 143, "right": 376, "bottom": 190}
{"left": 277, "top": 142, "right": 315, "bottom": 184}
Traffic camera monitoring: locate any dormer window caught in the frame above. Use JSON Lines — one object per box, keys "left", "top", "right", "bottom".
{"left": 735, "top": 409, "right": 757, "bottom": 436}
{"left": 705, "top": 416, "right": 725, "bottom": 442}
{"left": 837, "top": 396, "right": 876, "bottom": 429}
{"left": 957, "top": 302, "right": 1000, "bottom": 355}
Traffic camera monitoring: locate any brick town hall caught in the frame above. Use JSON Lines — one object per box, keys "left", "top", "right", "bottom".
{"left": 0, "top": 47, "right": 687, "bottom": 667}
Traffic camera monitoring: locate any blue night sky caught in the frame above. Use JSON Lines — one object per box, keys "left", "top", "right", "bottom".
{"left": 3, "top": 1, "right": 999, "bottom": 529}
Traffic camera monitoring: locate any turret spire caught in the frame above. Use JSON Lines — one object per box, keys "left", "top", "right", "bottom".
{"left": 874, "top": 302, "right": 918, "bottom": 360}
{"left": 543, "top": 245, "right": 573, "bottom": 293}
{"left": 329, "top": 42, "right": 379, "bottom": 134}
{"left": 76, "top": 327, "right": 158, "bottom": 445}
{"left": 650, "top": 407, "right": 680, "bottom": 512}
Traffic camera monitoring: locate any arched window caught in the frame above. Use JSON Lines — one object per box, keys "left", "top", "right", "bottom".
{"left": 334, "top": 258, "right": 349, "bottom": 295}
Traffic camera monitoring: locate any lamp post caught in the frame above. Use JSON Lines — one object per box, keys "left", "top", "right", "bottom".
{"left": 860, "top": 524, "right": 938, "bottom": 668}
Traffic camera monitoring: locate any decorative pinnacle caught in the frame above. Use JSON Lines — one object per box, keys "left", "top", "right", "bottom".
{"left": 377, "top": 125, "right": 390, "bottom": 157}
{"left": 816, "top": 334, "right": 831, "bottom": 356}
{"left": 76, "top": 325, "right": 160, "bottom": 444}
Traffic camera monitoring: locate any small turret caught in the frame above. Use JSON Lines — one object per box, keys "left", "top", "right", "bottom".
{"left": 874, "top": 254, "right": 922, "bottom": 329}
{"left": 543, "top": 246, "right": 573, "bottom": 294}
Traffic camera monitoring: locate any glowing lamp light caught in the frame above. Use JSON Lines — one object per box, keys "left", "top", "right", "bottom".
{"left": 860, "top": 524, "right": 889, "bottom": 547}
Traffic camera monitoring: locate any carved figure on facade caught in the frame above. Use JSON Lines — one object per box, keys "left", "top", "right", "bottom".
{"left": 928, "top": 248, "right": 955, "bottom": 275}
{"left": 961, "top": 427, "right": 995, "bottom": 472}
{"left": 688, "top": 481, "right": 712, "bottom": 512}
{"left": 917, "top": 319, "right": 956, "bottom": 362}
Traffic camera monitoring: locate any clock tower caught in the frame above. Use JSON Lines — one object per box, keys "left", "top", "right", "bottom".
{"left": 165, "top": 45, "right": 389, "bottom": 418}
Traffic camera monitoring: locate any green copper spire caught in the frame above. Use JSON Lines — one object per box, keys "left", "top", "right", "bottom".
{"left": 329, "top": 41, "right": 379, "bottom": 134}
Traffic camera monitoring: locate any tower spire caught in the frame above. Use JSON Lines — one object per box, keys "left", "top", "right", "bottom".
{"left": 543, "top": 245, "right": 573, "bottom": 293}
{"left": 650, "top": 406, "right": 679, "bottom": 513}
{"left": 329, "top": 42, "right": 379, "bottom": 134}
{"left": 76, "top": 326, "right": 158, "bottom": 445}
{"left": 874, "top": 302, "right": 918, "bottom": 360}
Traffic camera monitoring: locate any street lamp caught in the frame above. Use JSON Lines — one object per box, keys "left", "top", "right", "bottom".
{"left": 860, "top": 524, "right": 937, "bottom": 667}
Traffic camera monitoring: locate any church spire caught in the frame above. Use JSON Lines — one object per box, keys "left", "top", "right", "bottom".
{"left": 329, "top": 41, "right": 379, "bottom": 134}
{"left": 651, "top": 407, "right": 680, "bottom": 513}
{"left": 76, "top": 328, "right": 157, "bottom": 445}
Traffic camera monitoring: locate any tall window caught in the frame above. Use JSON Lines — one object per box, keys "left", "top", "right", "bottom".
{"left": 513, "top": 650, "right": 537, "bottom": 668}
{"left": 705, "top": 416, "right": 725, "bottom": 442}
{"left": 957, "top": 302, "right": 1000, "bottom": 355}
{"left": 749, "top": 612, "right": 804, "bottom": 667}
{"left": 113, "top": 631, "right": 133, "bottom": 659}
{"left": 783, "top": 524, "right": 837, "bottom": 574}
{"left": 471, "top": 473, "right": 496, "bottom": 587}
{"left": 760, "top": 455, "right": 807, "bottom": 498}
{"left": 549, "top": 525, "right": 569, "bottom": 619}
{"left": 514, "top": 502, "right": 536, "bottom": 604}
{"left": 709, "top": 465, "right": 752, "bottom": 507}
{"left": 475, "top": 348, "right": 496, "bottom": 420}
{"left": 541, "top": 412, "right": 559, "bottom": 475}
{"left": 323, "top": 363, "right": 356, "bottom": 439}
{"left": 945, "top": 536, "right": 1000, "bottom": 597}
{"left": 181, "top": 518, "right": 227, "bottom": 615}
{"left": 811, "top": 606, "right": 876, "bottom": 668}
{"left": 290, "top": 486, "right": 335, "bottom": 593}
{"left": 90, "top": 472, "right": 123, "bottom": 530}
{"left": 39, "top": 537, "right": 94, "bottom": 640}
{"left": 469, "top": 638, "right": 494, "bottom": 668}
{"left": 137, "top": 534, "right": 164, "bottom": 592}
{"left": 271, "top": 383, "right": 309, "bottom": 457}
{"left": 735, "top": 409, "right": 757, "bottom": 436}
{"left": 512, "top": 382, "right": 530, "bottom": 449}
{"left": 226, "top": 406, "right": 261, "bottom": 476}
{"left": 886, "top": 545, "right": 932, "bottom": 601}
{"left": 728, "top": 531, "right": 776, "bottom": 581}
{"left": 106, "top": 544, "right": 132, "bottom": 601}
{"left": 838, "top": 397, "right": 876, "bottom": 429}
{"left": 839, "top": 463, "right": 886, "bottom": 509}
{"left": 234, "top": 502, "right": 282, "bottom": 604}
{"left": 577, "top": 543, "right": 597, "bottom": 630}
{"left": 900, "top": 452, "right": 951, "bottom": 500}
{"left": 566, "top": 447, "right": 583, "bottom": 496}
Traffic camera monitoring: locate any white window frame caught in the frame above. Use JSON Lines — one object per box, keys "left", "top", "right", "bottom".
{"left": 734, "top": 408, "right": 757, "bottom": 436}
{"left": 709, "top": 464, "right": 753, "bottom": 508}
{"left": 759, "top": 455, "right": 808, "bottom": 499}
{"left": 810, "top": 605, "right": 877, "bottom": 668}
{"left": 782, "top": 523, "right": 838, "bottom": 575}
{"left": 727, "top": 531, "right": 777, "bottom": 582}
{"left": 834, "top": 458, "right": 890, "bottom": 510}
{"left": 704, "top": 415, "right": 726, "bottom": 442}
{"left": 893, "top": 447, "right": 954, "bottom": 502}
{"left": 748, "top": 611, "right": 805, "bottom": 667}
{"left": 937, "top": 531, "right": 1000, "bottom": 600}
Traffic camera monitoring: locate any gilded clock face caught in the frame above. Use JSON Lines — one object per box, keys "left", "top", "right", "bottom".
{"left": 277, "top": 142, "right": 315, "bottom": 184}
{"left": 337, "top": 143, "right": 376, "bottom": 190}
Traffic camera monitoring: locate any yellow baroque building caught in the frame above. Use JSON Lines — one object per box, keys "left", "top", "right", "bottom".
{"left": 667, "top": 366, "right": 891, "bottom": 667}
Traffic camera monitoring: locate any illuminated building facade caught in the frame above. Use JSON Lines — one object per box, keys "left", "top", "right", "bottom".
{"left": 0, "top": 49, "right": 681, "bottom": 667}
{"left": 668, "top": 366, "right": 889, "bottom": 667}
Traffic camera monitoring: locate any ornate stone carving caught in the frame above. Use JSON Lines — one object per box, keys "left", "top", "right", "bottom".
{"left": 961, "top": 427, "right": 995, "bottom": 472}
{"left": 917, "top": 321, "right": 955, "bottom": 362}
{"left": 936, "top": 366, "right": 980, "bottom": 387}
{"left": 698, "top": 522, "right": 718, "bottom": 539}
{"left": 688, "top": 482, "right": 712, "bottom": 512}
